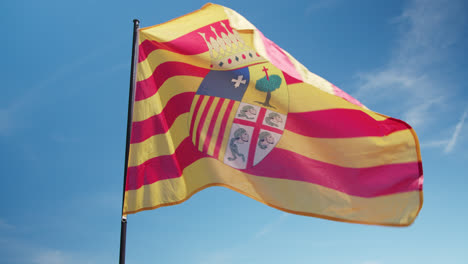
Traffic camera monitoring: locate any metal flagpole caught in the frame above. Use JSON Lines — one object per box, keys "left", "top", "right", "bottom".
{"left": 119, "top": 18, "right": 140, "bottom": 264}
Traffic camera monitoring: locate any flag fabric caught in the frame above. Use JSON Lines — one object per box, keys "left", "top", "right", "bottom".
{"left": 124, "top": 3, "right": 423, "bottom": 226}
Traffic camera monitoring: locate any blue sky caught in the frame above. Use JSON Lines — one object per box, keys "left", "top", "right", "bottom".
{"left": 1, "top": 0, "right": 467, "bottom": 263}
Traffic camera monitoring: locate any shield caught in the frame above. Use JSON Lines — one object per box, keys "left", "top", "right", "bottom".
{"left": 189, "top": 62, "right": 289, "bottom": 169}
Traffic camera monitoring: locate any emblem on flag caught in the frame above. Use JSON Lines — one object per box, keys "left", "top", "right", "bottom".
{"left": 189, "top": 22, "right": 289, "bottom": 169}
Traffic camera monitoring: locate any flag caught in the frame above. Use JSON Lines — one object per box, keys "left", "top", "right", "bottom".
{"left": 124, "top": 3, "right": 423, "bottom": 226}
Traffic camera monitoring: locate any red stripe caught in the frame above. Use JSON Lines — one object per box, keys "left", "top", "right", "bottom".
{"left": 127, "top": 137, "right": 422, "bottom": 197}
{"left": 282, "top": 71, "right": 302, "bottom": 85}
{"left": 233, "top": 118, "right": 284, "bottom": 135}
{"left": 130, "top": 92, "right": 195, "bottom": 144}
{"left": 213, "top": 100, "right": 236, "bottom": 159}
{"left": 189, "top": 95, "right": 204, "bottom": 140}
{"left": 203, "top": 98, "right": 225, "bottom": 153}
{"left": 195, "top": 96, "right": 215, "bottom": 149}
{"left": 243, "top": 148, "right": 422, "bottom": 197}
{"left": 135, "top": 62, "right": 210, "bottom": 101}
{"left": 286, "top": 109, "right": 408, "bottom": 138}
{"left": 126, "top": 137, "right": 205, "bottom": 191}
{"left": 138, "top": 20, "right": 231, "bottom": 62}
{"left": 247, "top": 108, "right": 267, "bottom": 168}
{"left": 138, "top": 39, "right": 207, "bottom": 63}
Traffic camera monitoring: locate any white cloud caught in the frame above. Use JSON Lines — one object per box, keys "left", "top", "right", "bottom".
{"left": 197, "top": 213, "right": 289, "bottom": 264}
{"left": 254, "top": 212, "right": 288, "bottom": 238}
{"left": 444, "top": 110, "right": 468, "bottom": 153}
{"left": 30, "top": 248, "right": 109, "bottom": 264}
{"left": 198, "top": 249, "right": 237, "bottom": 264}
{"left": 0, "top": 240, "right": 73, "bottom": 264}
{"left": 77, "top": 191, "right": 121, "bottom": 211}
{"left": 32, "top": 250, "right": 68, "bottom": 264}
{"left": 354, "top": 0, "right": 465, "bottom": 133}
{"left": 0, "top": 218, "right": 15, "bottom": 230}
{"left": 0, "top": 50, "right": 101, "bottom": 137}
{"left": 401, "top": 98, "right": 442, "bottom": 129}
{"left": 420, "top": 139, "right": 449, "bottom": 149}
{"left": 31, "top": 248, "right": 112, "bottom": 264}
{"left": 0, "top": 225, "right": 112, "bottom": 264}
{"left": 390, "top": 0, "right": 463, "bottom": 68}
{"left": 419, "top": 109, "right": 467, "bottom": 153}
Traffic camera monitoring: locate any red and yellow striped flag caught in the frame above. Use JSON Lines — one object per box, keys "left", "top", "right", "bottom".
{"left": 124, "top": 3, "right": 423, "bottom": 226}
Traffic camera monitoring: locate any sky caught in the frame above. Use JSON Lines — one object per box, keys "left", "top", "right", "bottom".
{"left": 1, "top": 0, "right": 467, "bottom": 263}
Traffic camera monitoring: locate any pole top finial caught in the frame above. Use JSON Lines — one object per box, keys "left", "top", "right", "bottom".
{"left": 133, "top": 19, "right": 140, "bottom": 26}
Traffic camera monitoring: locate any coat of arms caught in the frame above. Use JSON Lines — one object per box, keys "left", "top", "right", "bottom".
{"left": 189, "top": 22, "right": 289, "bottom": 169}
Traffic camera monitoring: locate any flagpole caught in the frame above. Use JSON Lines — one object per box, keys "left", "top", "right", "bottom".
{"left": 119, "top": 18, "right": 139, "bottom": 264}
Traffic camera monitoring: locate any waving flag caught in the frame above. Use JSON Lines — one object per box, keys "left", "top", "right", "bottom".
{"left": 124, "top": 3, "right": 423, "bottom": 226}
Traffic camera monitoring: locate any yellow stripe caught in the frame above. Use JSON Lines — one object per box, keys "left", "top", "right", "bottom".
{"left": 124, "top": 158, "right": 422, "bottom": 226}
{"left": 188, "top": 94, "right": 200, "bottom": 136}
{"left": 133, "top": 76, "right": 201, "bottom": 122}
{"left": 137, "top": 50, "right": 210, "bottom": 82}
{"left": 278, "top": 129, "right": 419, "bottom": 168}
{"left": 192, "top": 96, "right": 209, "bottom": 144}
{"left": 136, "top": 59, "right": 152, "bottom": 84}
{"left": 218, "top": 101, "right": 240, "bottom": 162}
{"left": 207, "top": 99, "right": 231, "bottom": 156}
{"left": 139, "top": 4, "right": 227, "bottom": 43}
{"left": 288, "top": 82, "right": 387, "bottom": 121}
{"left": 198, "top": 97, "right": 219, "bottom": 151}
{"left": 128, "top": 113, "right": 189, "bottom": 167}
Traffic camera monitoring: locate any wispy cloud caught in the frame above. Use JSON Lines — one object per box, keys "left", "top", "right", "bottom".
{"left": 0, "top": 49, "right": 102, "bottom": 137}
{"left": 31, "top": 248, "right": 110, "bottom": 264}
{"left": 0, "top": 238, "right": 101, "bottom": 264}
{"left": 401, "top": 97, "right": 446, "bottom": 130}
{"left": 0, "top": 218, "right": 15, "bottom": 230}
{"left": 420, "top": 139, "right": 449, "bottom": 149}
{"left": 419, "top": 109, "right": 467, "bottom": 153}
{"left": 197, "top": 213, "right": 289, "bottom": 264}
{"left": 87, "top": 191, "right": 121, "bottom": 211}
{"left": 198, "top": 248, "right": 237, "bottom": 264}
{"left": 354, "top": 0, "right": 466, "bottom": 133}
{"left": 444, "top": 110, "right": 468, "bottom": 153}
{"left": 5, "top": 242, "right": 108, "bottom": 264}
{"left": 254, "top": 212, "right": 288, "bottom": 238}
{"left": 32, "top": 250, "right": 68, "bottom": 264}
